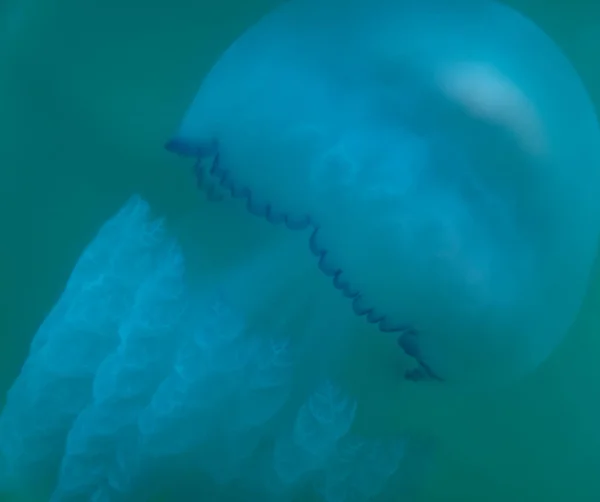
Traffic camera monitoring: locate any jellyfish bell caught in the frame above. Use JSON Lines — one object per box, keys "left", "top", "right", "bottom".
{"left": 167, "top": 0, "right": 600, "bottom": 387}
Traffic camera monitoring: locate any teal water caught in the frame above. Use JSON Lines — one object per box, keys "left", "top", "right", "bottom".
{"left": 1, "top": 0, "right": 599, "bottom": 500}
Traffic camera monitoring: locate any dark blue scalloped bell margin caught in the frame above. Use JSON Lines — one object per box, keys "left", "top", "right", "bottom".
{"left": 165, "top": 138, "right": 443, "bottom": 382}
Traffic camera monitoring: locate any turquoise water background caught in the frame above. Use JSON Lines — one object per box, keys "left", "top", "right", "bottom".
{"left": 1, "top": 0, "right": 599, "bottom": 500}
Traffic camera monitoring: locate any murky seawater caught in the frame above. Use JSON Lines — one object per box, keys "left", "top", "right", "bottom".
{"left": 1, "top": 1, "right": 599, "bottom": 500}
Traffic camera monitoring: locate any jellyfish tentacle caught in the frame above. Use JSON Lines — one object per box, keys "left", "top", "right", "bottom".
{"left": 177, "top": 146, "right": 441, "bottom": 382}
{"left": 193, "top": 161, "right": 226, "bottom": 202}
{"left": 166, "top": 138, "right": 217, "bottom": 158}
{"left": 398, "top": 331, "right": 443, "bottom": 382}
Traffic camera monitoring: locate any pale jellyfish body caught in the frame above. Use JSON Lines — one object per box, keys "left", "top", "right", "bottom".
{"left": 168, "top": 0, "right": 600, "bottom": 385}
{"left": 1, "top": 1, "right": 600, "bottom": 500}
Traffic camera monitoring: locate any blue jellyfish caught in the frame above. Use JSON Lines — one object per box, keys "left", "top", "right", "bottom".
{"left": 167, "top": 0, "right": 600, "bottom": 386}
{"left": 0, "top": 196, "right": 429, "bottom": 502}
{"left": 1, "top": 0, "right": 599, "bottom": 501}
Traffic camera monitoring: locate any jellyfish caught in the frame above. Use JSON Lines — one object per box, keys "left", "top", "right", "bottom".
{"left": 2, "top": 0, "right": 600, "bottom": 500}
{"left": 0, "top": 196, "right": 429, "bottom": 502}
{"left": 166, "top": 0, "right": 600, "bottom": 386}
